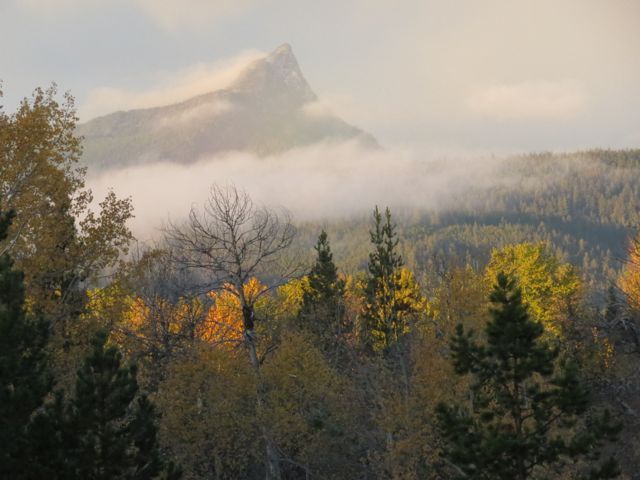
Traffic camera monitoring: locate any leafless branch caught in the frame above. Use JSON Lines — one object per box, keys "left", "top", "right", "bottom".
{"left": 163, "top": 184, "right": 301, "bottom": 302}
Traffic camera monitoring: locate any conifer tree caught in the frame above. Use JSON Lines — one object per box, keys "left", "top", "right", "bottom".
{"left": 300, "top": 230, "right": 345, "bottom": 341}
{"left": 362, "top": 206, "right": 421, "bottom": 352}
{"left": 436, "top": 273, "right": 621, "bottom": 480}
{"left": 0, "top": 208, "right": 51, "bottom": 477}
{"left": 58, "top": 332, "right": 181, "bottom": 480}
{"left": 604, "top": 284, "right": 621, "bottom": 324}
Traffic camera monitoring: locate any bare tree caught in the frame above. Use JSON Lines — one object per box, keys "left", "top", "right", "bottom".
{"left": 164, "top": 184, "right": 299, "bottom": 480}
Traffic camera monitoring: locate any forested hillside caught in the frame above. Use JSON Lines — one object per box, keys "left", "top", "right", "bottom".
{"left": 294, "top": 149, "right": 640, "bottom": 301}
{"left": 3, "top": 87, "right": 640, "bottom": 480}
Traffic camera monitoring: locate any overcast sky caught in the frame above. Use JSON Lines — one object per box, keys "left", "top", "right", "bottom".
{"left": 1, "top": 0, "right": 639, "bottom": 153}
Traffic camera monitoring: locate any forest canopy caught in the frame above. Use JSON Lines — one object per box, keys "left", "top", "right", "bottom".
{"left": 1, "top": 85, "right": 640, "bottom": 479}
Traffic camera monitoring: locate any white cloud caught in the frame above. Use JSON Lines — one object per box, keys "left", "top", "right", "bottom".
{"left": 467, "top": 80, "right": 587, "bottom": 121}
{"left": 153, "top": 99, "right": 234, "bottom": 129}
{"left": 79, "top": 50, "right": 263, "bottom": 120}
{"left": 86, "top": 141, "right": 513, "bottom": 240}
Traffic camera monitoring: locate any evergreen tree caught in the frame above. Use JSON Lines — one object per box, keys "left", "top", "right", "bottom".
{"left": 0, "top": 208, "right": 52, "bottom": 477}
{"left": 604, "top": 284, "right": 621, "bottom": 324}
{"left": 300, "top": 230, "right": 345, "bottom": 342}
{"left": 436, "top": 273, "right": 621, "bottom": 480}
{"left": 363, "top": 206, "right": 421, "bottom": 352}
{"left": 52, "top": 332, "right": 180, "bottom": 480}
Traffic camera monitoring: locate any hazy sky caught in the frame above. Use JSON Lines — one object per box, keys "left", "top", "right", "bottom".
{"left": 1, "top": 0, "right": 639, "bottom": 152}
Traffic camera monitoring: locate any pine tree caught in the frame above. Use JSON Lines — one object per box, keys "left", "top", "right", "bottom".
{"left": 362, "top": 206, "right": 422, "bottom": 352}
{"left": 0, "top": 208, "right": 52, "bottom": 477}
{"left": 436, "top": 272, "right": 621, "bottom": 480}
{"left": 300, "top": 230, "right": 345, "bottom": 342}
{"left": 58, "top": 332, "right": 181, "bottom": 480}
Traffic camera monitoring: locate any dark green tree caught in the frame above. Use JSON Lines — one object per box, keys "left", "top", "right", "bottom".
{"left": 0, "top": 208, "right": 52, "bottom": 477}
{"left": 436, "top": 273, "right": 621, "bottom": 480}
{"left": 603, "top": 284, "right": 621, "bottom": 324}
{"left": 300, "top": 230, "right": 346, "bottom": 342}
{"left": 362, "top": 206, "right": 407, "bottom": 352}
{"left": 43, "top": 332, "right": 181, "bottom": 480}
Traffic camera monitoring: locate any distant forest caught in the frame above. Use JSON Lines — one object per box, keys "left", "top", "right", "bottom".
{"left": 294, "top": 149, "right": 640, "bottom": 302}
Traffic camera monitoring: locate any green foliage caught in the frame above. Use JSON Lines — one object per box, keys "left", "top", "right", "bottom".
{"left": 262, "top": 331, "right": 362, "bottom": 479}
{"left": 6, "top": 94, "right": 640, "bottom": 480}
{"left": 0, "top": 208, "right": 52, "bottom": 478}
{"left": 363, "top": 206, "right": 423, "bottom": 352}
{"left": 299, "top": 230, "right": 346, "bottom": 344}
{"left": 33, "top": 333, "right": 180, "bottom": 480}
{"left": 0, "top": 84, "right": 133, "bottom": 335}
{"left": 486, "top": 242, "right": 582, "bottom": 336}
{"left": 292, "top": 149, "right": 640, "bottom": 297}
{"left": 436, "top": 273, "right": 621, "bottom": 480}
{"left": 69, "top": 332, "right": 179, "bottom": 479}
{"left": 156, "top": 347, "right": 259, "bottom": 479}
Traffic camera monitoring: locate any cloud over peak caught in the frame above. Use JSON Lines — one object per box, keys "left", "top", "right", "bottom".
{"left": 79, "top": 50, "right": 264, "bottom": 120}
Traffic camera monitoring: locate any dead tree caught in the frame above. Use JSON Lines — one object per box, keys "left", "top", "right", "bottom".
{"left": 164, "top": 184, "right": 298, "bottom": 480}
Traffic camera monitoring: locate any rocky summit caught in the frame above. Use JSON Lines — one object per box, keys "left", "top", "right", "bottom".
{"left": 78, "top": 44, "right": 377, "bottom": 172}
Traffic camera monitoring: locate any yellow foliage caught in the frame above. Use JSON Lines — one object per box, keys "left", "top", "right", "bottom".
{"left": 199, "top": 277, "right": 269, "bottom": 348}
{"left": 619, "top": 235, "right": 640, "bottom": 316}
{"left": 365, "top": 267, "right": 427, "bottom": 351}
{"left": 121, "top": 296, "right": 204, "bottom": 341}
{"left": 275, "top": 276, "right": 309, "bottom": 319}
{"left": 486, "top": 243, "right": 582, "bottom": 336}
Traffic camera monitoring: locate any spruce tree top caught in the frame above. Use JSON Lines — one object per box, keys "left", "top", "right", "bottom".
{"left": 437, "top": 272, "right": 621, "bottom": 480}
{"left": 368, "top": 206, "right": 403, "bottom": 280}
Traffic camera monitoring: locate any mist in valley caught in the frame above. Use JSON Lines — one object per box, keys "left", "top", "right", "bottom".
{"left": 87, "top": 141, "right": 521, "bottom": 241}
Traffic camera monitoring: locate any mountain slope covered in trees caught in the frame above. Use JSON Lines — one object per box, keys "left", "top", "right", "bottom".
{"left": 293, "top": 149, "right": 640, "bottom": 299}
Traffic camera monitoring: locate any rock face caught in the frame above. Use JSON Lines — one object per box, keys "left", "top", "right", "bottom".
{"left": 78, "top": 44, "right": 377, "bottom": 171}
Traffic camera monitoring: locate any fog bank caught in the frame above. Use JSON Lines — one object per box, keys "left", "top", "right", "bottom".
{"left": 87, "top": 141, "right": 513, "bottom": 241}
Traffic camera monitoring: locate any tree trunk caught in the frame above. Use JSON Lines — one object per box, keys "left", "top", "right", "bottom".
{"left": 244, "top": 307, "right": 281, "bottom": 480}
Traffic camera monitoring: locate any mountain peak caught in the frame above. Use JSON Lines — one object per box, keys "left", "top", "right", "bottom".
{"left": 78, "top": 43, "right": 377, "bottom": 171}
{"left": 231, "top": 43, "right": 317, "bottom": 104}
{"left": 267, "top": 43, "right": 294, "bottom": 60}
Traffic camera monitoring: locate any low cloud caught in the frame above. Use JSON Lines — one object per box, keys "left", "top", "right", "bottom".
{"left": 86, "top": 141, "right": 512, "bottom": 241}
{"left": 153, "top": 99, "right": 233, "bottom": 129}
{"left": 79, "top": 50, "right": 263, "bottom": 120}
{"left": 467, "top": 80, "right": 587, "bottom": 121}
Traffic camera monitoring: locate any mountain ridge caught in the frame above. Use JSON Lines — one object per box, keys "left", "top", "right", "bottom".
{"left": 78, "top": 44, "right": 377, "bottom": 172}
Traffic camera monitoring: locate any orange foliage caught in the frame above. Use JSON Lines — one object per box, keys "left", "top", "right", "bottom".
{"left": 118, "top": 295, "right": 205, "bottom": 345}
{"left": 198, "top": 278, "right": 269, "bottom": 348}
{"left": 114, "top": 278, "right": 270, "bottom": 353}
